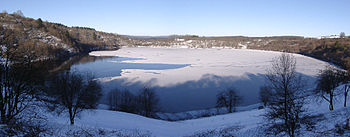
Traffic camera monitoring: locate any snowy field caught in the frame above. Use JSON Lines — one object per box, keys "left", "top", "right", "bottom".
{"left": 86, "top": 47, "right": 330, "bottom": 112}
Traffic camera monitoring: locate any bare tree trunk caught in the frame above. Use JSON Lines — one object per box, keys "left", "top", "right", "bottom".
{"left": 229, "top": 99, "right": 232, "bottom": 113}
{"left": 69, "top": 108, "right": 74, "bottom": 125}
{"left": 330, "top": 92, "right": 334, "bottom": 111}
{"left": 345, "top": 91, "right": 348, "bottom": 107}
{"left": 345, "top": 85, "right": 349, "bottom": 107}
{"left": 0, "top": 108, "right": 5, "bottom": 123}
{"left": 284, "top": 88, "right": 288, "bottom": 130}
{"left": 70, "top": 117, "right": 74, "bottom": 125}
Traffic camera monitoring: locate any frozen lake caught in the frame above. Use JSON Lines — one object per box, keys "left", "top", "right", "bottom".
{"left": 72, "top": 47, "right": 329, "bottom": 112}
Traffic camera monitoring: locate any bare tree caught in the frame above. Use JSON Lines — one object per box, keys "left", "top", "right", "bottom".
{"left": 337, "top": 70, "right": 350, "bottom": 107}
{"left": 259, "top": 85, "right": 272, "bottom": 106}
{"left": 138, "top": 87, "right": 159, "bottom": 117}
{"left": 108, "top": 87, "right": 160, "bottom": 117}
{"left": 216, "top": 88, "right": 242, "bottom": 113}
{"left": 264, "top": 53, "right": 308, "bottom": 137}
{"left": 46, "top": 71, "right": 102, "bottom": 125}
{"left": 0, "top": 27, "right": 39, "bottom": 124}
{"left": 339, "top": 70, "right": 350, "bottom": 131}
{"left": 119, "top": 89, "right": 137, "bottom": 113}
{"left": 108, "top": 88, "right": 121, "bottom": 111}
{"left": 315, "top": 65, "right": 343, "bottom": 111}
{"left": 340, "top": 32, "right": 346, "bottom": 38}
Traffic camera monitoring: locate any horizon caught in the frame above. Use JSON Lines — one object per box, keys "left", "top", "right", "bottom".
{"left": 1, "top": 0, "right": 349, "bottom": 37}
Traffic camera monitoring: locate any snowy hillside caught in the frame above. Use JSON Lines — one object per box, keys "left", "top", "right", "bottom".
{"left": 44, "top": 92, "right": 350, "bottom": 137}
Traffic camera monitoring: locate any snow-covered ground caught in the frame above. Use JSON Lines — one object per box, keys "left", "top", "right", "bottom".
{"left": 87, "top": 47, "right": 330, "bottom": 112}
{"left": 30, "top": 47, "right": 348, "bottom": 136}
{"left": 46, "top": 103, "right": 265, "bottom": 136}
{"left": 46, "top": 93, "right": 350, "bottom": 137}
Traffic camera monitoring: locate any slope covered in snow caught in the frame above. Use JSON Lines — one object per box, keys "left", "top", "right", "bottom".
{"left": 46, "top": 93, "right": 350, "bottom": 137}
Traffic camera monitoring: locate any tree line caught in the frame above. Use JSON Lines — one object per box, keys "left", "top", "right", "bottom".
{"left": 107, "top": 87, "right": 160, "bottom": 118}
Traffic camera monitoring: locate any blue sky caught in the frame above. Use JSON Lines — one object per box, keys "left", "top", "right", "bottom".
{"left": 1, "top": 0, "right": 349, "bottom": 37}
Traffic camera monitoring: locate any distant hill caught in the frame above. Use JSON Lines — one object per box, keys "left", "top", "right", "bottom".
{"left": 0, "top": 12, "right": 129, "bottom": 60}
{"left": 123, "top": 35, "right": 171, "bottom": 40}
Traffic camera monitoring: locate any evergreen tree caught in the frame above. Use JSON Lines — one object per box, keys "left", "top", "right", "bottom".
{"left": 36, "top": 18, "right": 44, "bottom": 29}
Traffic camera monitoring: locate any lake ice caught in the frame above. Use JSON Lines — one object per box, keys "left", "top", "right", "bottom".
{"left": 72, "top": 47, "right": 330, "bottom": 112}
